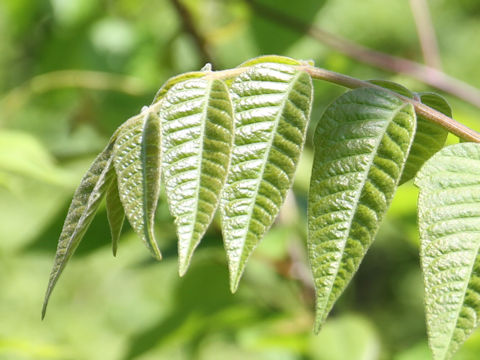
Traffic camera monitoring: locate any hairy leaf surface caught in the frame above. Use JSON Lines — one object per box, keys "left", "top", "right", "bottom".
{"left": 160, "top": 78, "right": 233, "bottom": 275}
{"left": 42, "top": 140, "right": 116, "bottom": 318}
{"left": 220, "top": 62, "right": 313, "bottom": 292}
{"left": 105, "top": 167, "right": 125, "bottom": 256}
{"left": 308, "top": 87, "right": 416, "bottom": 332}
{"left": 113, "top": 113, "right": 162, "bottom": 259}
{"left": 415, "top": 143, "right": 480, "bottom": 360}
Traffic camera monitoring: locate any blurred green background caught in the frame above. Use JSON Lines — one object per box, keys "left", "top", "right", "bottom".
{"left": 1, "top": 0, "right": 480, "bottom": 359}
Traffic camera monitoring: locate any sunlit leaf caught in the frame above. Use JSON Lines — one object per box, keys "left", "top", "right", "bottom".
{"left": 220, "top": 62, "right": 313, "bottom": 292}
{"left": 42, "top": 140, "right": 116, "bottom": 318}
{"left": 159, "top": 78, "right": 234, "bottom": 275}
{"left": 308, "top": 87, "right": 416, "bottom": 332}
{"left": 113, "top": 113, "right": 162, "bottom": 259}
{"left": 415, "top": 142, "right": 480, "bottom": 360}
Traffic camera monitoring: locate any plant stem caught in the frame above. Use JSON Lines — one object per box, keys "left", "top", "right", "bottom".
{"left": 301, "top": 66, "right": 480, "bottom": 143}
{"left": 153, "top": 63, "right": 480, "bottom": 143}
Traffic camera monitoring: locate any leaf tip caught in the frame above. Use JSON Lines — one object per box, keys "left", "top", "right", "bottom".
{"left": 229, "top": 267, "right": 244, "bottom": 294}
{"left": 178, "top": 258, "right": 190, "bottom": 277}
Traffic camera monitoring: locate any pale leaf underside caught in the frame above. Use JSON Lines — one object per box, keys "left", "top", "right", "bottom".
{"left": 415, "top": 143, "right": 480, "bottom": 360}
{"left": 308, "top": 87, "right": 416, "bottom": 332}
{"left": 42, "top": 140, "right": 116, "bottom": 318}
{"left": 113, "top": 114, "right": 162, "bottom": 259}
{"left": 220, "top": 62, "right": 313, "bottom": 292}
{"left": 160, "top": 78, "right": 233, "bottom": 275}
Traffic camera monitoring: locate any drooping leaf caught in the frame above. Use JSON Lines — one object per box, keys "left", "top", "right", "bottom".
{"left": 308, "top": 87, "right": 416, "bottom": 332}
{"left": 159, "top": 78, "right": 234, "bottom": 275}
{"left": 367, "top": 81, "right": 450, "bottom": 184}
{"left": 42, "top": 140, "right": 116, "bottom": 318}
{"left": 400, "top": 92, "right": 450, "bottom": 183}
{"left": 113, "top": 113, "right": 162, "bottom": 260}
{"left": 105, "top": 168, "right": 125, "bottom": 256}
{"left": 415, "top": 142, "right": 480, "bottom": 360}
{"left": 220, "top": 62, "right": 313, "bottom": 292}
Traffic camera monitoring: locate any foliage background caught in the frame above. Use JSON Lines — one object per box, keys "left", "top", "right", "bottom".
{"left": 1, "top": 0, "right": 480, "bottom": 359}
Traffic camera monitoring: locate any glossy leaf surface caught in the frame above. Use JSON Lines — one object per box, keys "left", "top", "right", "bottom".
{"left": 160, "top": 78, "right": 233, "bottom": 274}
{"left": 220, "top": 62, "right": 313, "bottom": 292}
{"left": 415, "top": 142, "right": 480, "bottom": 360}
{"left": 308, "top": 87, "right": 416, "bottom": 332}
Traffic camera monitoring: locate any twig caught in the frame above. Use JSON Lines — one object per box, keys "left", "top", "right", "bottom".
{"left": 198, "top": 64, "right": 480, "bottom": 143}
{"left": 246, "top": 0, "right": 480, "bottom": 108}
{"left": 409, "top": 0, "right": 442, "bottom": 69}
{"left": 169, "top": 0, "right": 217, "bottom": 68}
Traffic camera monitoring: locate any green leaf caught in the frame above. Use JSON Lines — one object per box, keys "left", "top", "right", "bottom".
{"left": 113, "top": 113, "right": 162, "bottom": 260}
{"left": 238, "top": 55, "right": 304, "bottom": 68}
{"left": 367, "top": 81, "right": 450, "bottom": 184}
{"left": 42, "top": 140, "right": 116, "bottom": 318}
{"left": 368, "top": 79, "right": 414, "bottom": 98}
{"left": 415, "top": 142, "right": 480, "bottom": 360}
{"left": 159, "top": 78, "right": 234, "bottom": 275}
{"left": 400, "top": 92, "right": 450, "bottom": 184}
{"left": 308, "top": 87, "right": 416, "bottom": 332}
{"left": 220, "top": 62, "right": 313, "bottom": 292}
{"left": 105, "top": 169, "right": 125, "bottom": 256}
{"left": 151, "top": 71, "right": 206, "bottom": 104}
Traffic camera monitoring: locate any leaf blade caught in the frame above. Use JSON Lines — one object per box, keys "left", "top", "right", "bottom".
{"left": 113, "top": 113, "right": 162, "bottom": 259}
{"left": 42, "top": 141, "right": 115, "bottom": 318}
{"left": 220, "top": 63, "right": 313, "bottom": 292}
{"left": 415, "top": 142, "right": 480, "bottom": 360}
{"left": 400, "top": 92, "right": 450, "bottom": 183}
{"left": 105, "top": 169, "right": 125, "bottom": 256}
{"left": 160, "top": 78, "right": 234, "bottom": 275}
{"left": 308, "top": 87, "right": 416, "bottom": 332}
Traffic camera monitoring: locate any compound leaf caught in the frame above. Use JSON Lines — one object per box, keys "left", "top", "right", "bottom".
{"left": 113, "top": 113, "right": 162, "bottom": 259}
{"left": 415, "top": 142, "right": 480, "bottom": 360}
{"left": 160, "top": 78, "right": 234, "bottom": 275}
{"left": 308, "top": 87, "right": 416, "bottom": 332}
{"left": 42, "top": 140, "right": 116, "bottom": 318}
{"left": 220, "top": 62, "right": 313, "bottom": 292}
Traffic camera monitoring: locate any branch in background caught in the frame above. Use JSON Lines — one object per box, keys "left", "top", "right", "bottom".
{"left": 0, "top": 70, "right": 147, "bottom": 121}
{"left": 409, "top": 0, "right": 442, "bottom": 69}
{"left": 169, "top": 0, "right": 217, "bottom": 68}
{"left": 246, "top": 0, "right": 480, "bottom": 109}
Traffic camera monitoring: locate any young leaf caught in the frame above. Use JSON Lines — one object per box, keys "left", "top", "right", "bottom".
{"left": 400, "top": 92, "right": 450, "bottom": 183}
{"left": 220, "top": 63, "right": 313, "bottom": 292}
{"left": 308, "top": 87, "right": 416, "bottom": 332}
{"left": 159, "top": 78, "right": 234, "bottom": 275}
{"left": 105, "top": 169, "right": 125, "bottom": 256}
{"left": 113, "top": 112, "right": 162, "bottom": 259}
{"left": 415, "top": 142, "right": 480, "bottom": 360}
{"left": 42, "top": 141, "right": 116, "bottom": 318}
